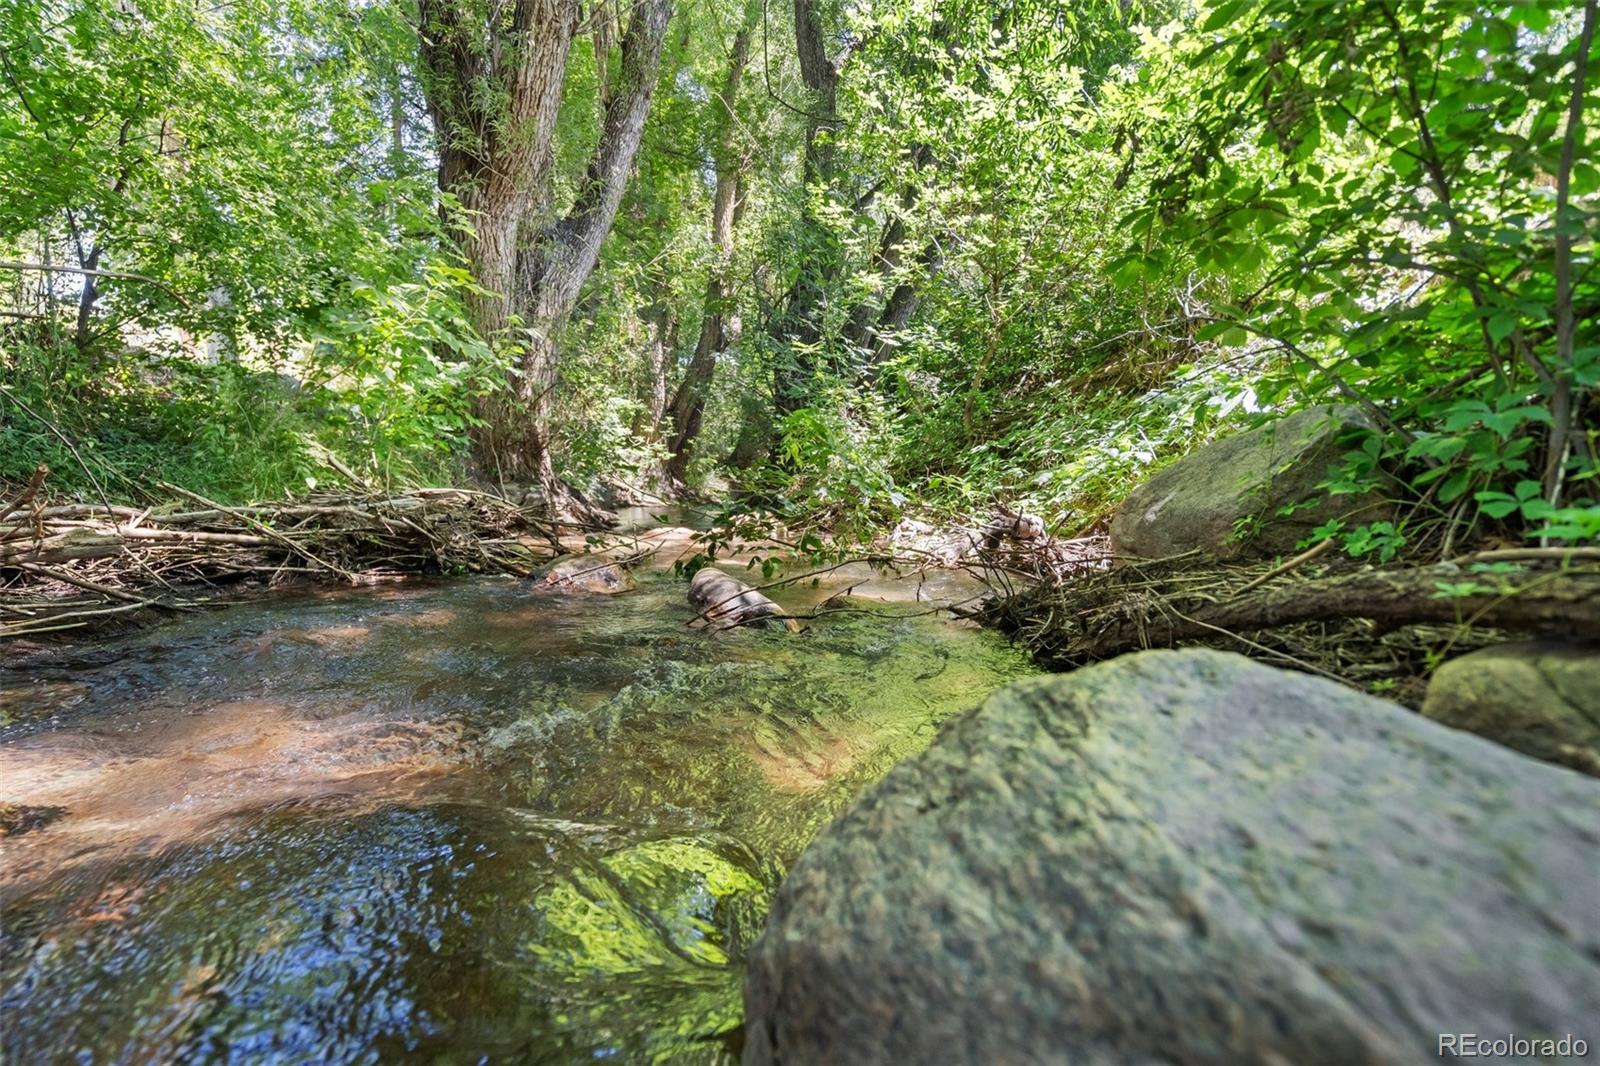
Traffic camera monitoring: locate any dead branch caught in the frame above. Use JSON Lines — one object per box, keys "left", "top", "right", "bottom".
{"left": 0, "top": 484, "right": 561, "bottom": 640}
{"left": 158, "top": 481, "right": 355, "bottom": 583}
{"left": 0, "top": 259, "right": 189, "bottom": 302}
{"left": 1232, "top": 536, "right": 1335, "bottom": 596}
{"left": 0, "top": 464, "right": 47, "bottom": 524}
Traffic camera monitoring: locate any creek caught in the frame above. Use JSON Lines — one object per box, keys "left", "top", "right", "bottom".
{"left": 0, "top": 553, "right": 1035, "bottom": 1063}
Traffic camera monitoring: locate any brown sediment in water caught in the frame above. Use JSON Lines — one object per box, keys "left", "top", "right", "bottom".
{"left": 398, "top": 607, "right": 459, "bottom": 627}
{"left": 0, "top": 570, "right": 1040, "bottom": 1063}
{"left": 295, "top": 623, "right": 373, "bottom": 646}
{"left": 744, "top": 730, "right": 863, "bottom": 794}
{"left": 0, "top": 699, "right": 463, "bottom": 893}
{"left": 0, "top": 678, "right": 91, "bottom": 721}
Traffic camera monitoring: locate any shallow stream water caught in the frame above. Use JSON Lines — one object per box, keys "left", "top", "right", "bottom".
{"left": 0, "top": 563, "right": 1034, "bottom": 1063}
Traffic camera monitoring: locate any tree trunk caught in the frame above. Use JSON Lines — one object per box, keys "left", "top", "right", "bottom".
{"left": 510, "top": 0, "right": 673, "bottom": 503}
{"left": 74, "top": 245, "right": 101, "bottom": 349}
{"left": 1543, "top": 0, "right": 1596, "bottom": 509}
{"left": 388, "top": 65, "right": 407, "bottom": 176}
{"left": 871, "top": 235, "right": 942, "bottom": 362}
{"left": 419, "top": 0, "right": 579, "bottom": 341}
{"left": 773, "top": 0, "right": 845, "bottom": 418}
{"left": 840, "top": 143, "right": 933, "bottom": 362}
{"left": 635, "top": 300, "right": 676, "bottom": 438}
{"left": 662, "top": 8, "right": 756, "bottom": 486}
{"left": 418, "top": 0, "right": 672, "bottom": 515}
{"left": 67, "top": 108, "right": 141, "bottom": 352}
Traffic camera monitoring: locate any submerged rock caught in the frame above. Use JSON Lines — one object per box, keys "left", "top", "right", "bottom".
{"left": 538, "top": 555, "right": 637, "bottom": 594}
{"left": 0, "top": 803, "right": 67, "bottom": 839}
{"left": 1424, "top": 640, "right": 1600, "bottom": 776}
{"left": 743, "top": 649, "right": 1600, "bottom": 1066}
{"left": 689, "top": 567, "right": 799, "bottom": 632}
{"left": 1109, "top": 405, "right": 1388, "bottom": 560}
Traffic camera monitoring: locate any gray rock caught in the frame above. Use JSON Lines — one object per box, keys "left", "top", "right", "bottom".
{"left": 690, "top": 567, "right": 799, "bottom": 632}
{"left": 537, "top": 556, "right": 636, "bottom": 594}
{"left": 1424, "top": 640, "right": 1600, "bottom": 776}
{"left": 1109, "top": 405, "right": 1388, "bottom": 560}
{"left": 743, "top": 649, "right": 1600, "bottom": 1066}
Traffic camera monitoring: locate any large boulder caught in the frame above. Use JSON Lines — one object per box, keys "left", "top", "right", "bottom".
{"left": 743, "top": 649, "right": 1600, "bottom": 1066}
{"left": 1110, "top": 405, "right": 1387, "bottom": 560}
{"left": 1424, "top": 640, "right": 1600, "bottom": 776}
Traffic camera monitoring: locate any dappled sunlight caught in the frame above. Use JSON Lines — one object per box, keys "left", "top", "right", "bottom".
{"left": 743, "top": 727, "right": 863, "bottom": 796}
{"left": 3, "top": 0, "right": 1592, "bottom": 1058}
{"left": 0, "top": 698, "right": 464, "bottom": 891}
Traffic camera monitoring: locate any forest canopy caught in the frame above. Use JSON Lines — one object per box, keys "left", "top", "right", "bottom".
{"left": 1, "top": 0, "right": 1595, "bottom": 553}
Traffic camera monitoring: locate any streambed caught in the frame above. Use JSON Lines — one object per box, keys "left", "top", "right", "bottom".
{"left": 0, "top": 564, "right": 1034, "bottom": 1063}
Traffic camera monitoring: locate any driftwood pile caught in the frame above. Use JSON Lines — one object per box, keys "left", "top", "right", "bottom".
{"left": 0, "top": 467, "right": 561, "bottom": 639}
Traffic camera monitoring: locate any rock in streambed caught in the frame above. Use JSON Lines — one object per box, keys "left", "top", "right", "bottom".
{"left": 537, "top": 555, "right": 637, "bottom": 594}
{"left": 690, "top": 567, "right": 799, "bottom": 632}
{"left": 743, "top": 649, "right": 1600, "bottom": 1066}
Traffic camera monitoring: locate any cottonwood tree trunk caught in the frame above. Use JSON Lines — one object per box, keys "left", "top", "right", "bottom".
{"left": 661, "top": 7, "right": 756, "bottom": 486}
{"left": 772, "top": 0, "right": 846, "bottom": 418}
{"left": 514, "top": 0, "right": 672, "bottom": 496}
{"left": 418, "top": 0, "right": 672, "bottom": 510}
{"left": 841, "top": 144, "right": 942, "bottom": 369}
{"left": 636, "top": 300, "right": 677, "bottom": 438}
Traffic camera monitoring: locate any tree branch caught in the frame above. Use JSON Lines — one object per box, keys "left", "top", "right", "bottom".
{"left": 0, "top": 260, "right": 186, "bottom": 303}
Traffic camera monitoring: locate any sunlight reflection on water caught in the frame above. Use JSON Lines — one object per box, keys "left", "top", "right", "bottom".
{"left": 1, "top": 570, "right": 1034, "bottom": 1064}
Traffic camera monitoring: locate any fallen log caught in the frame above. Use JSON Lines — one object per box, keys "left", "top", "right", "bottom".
{"left": 983, "top": 562, "right": 1600, "bottom": 668}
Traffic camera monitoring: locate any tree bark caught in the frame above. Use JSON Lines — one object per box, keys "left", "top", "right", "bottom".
{"left": 1543, "top": 0, "right": 1596, "bottom": 508}
{"left": 636, "top": 299, "right": 677, "bottom": 437}
{"left": 419, "top": 0, "right": 577, "bottom": 340}
{"left": 510, "top": 0, "right": 673, "bottom": 499}
{"left": 73, "top": 245, "right": 102, "bottom": 349}
{"left": 418, "top": 0, "right": 672, "bottom": 510}
{"left": 662, "top": 7, "right": 756, "bottom": 485}
{"left": 772, "top": 0, "right": 847, "bottom": 417}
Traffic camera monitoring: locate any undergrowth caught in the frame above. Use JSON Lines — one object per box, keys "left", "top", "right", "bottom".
{"left": 0, "top": 342, "right": 466, "bottom": 504}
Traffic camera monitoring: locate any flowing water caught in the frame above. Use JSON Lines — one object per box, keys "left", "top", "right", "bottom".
{"left": 0, "top": 562, "right": 1035, "bottom": 1064}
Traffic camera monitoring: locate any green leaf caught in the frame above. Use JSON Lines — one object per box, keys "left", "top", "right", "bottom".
{"left": 1486, "top": 310, "right": 1517, "bottom": 345}
{"left": 1201, "top": 0, "right": 1246, "bottom": 32}
{"left": 1474, "top": 492, "right": 1518, "bottom": 519}
{"left": 1439, "top": 471, "right": 1472, "bottom": 503}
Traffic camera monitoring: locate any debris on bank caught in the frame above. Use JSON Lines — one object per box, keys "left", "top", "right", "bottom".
{"left": 0, "top": 470, "right": 561, "bottom": 639}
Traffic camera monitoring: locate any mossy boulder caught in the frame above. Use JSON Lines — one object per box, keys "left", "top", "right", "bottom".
{"left": 1109, "top": 405, "right": 1387, "bottom": 560}
{"left": 743, "top": 649, "right": 1600, "bottom": 1066}
{"left": 1424, "top": 640, "right": 1600, "bottom": 776}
